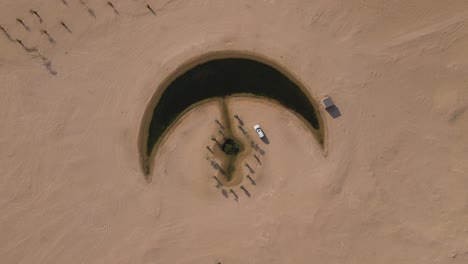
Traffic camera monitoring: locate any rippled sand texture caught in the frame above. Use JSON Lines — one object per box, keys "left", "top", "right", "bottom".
{"left": 1, "top": 0, "right": 468, "bottom": 263}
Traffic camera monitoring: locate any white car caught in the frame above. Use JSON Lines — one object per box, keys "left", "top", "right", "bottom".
{"left": 253, "top": 124, "right": 265, "bottom": 138}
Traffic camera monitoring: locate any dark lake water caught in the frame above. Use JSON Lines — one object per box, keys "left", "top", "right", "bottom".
{"left": 147, "top": 58, "right": 320, "bottom": 156}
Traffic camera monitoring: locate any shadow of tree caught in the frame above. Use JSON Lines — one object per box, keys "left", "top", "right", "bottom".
{"left": 0, "top": 26, "right": 14, "bottom": 41}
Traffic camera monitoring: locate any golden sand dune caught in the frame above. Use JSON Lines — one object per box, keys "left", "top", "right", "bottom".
{"left": 1, "top": 0, "right": 468, "bottom": 263}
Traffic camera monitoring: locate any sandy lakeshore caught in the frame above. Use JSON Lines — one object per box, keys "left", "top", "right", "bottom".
{"left": 1, "top": 0, "right": 468, "bottom": 263}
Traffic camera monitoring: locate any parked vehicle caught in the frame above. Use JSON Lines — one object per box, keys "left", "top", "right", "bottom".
{"left": 253, "top": 124, "right": 265, "bottom": 138}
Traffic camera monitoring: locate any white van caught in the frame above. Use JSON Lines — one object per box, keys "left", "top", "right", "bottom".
{"left": 253, "top": 124, "right": 265, "bottom": 138}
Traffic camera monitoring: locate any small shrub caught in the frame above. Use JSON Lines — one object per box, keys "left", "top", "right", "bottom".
{"left": 221, "top": 138, "right": 240, "bottom": 156}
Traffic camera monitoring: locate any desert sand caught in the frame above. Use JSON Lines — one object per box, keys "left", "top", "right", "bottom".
{"left": 1, "top": 0, "right": 468, "bottom": 263}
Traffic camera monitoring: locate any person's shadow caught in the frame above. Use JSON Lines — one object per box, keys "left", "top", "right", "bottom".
{"left": 240, "top": 186, "right": 251, "bottom": 197}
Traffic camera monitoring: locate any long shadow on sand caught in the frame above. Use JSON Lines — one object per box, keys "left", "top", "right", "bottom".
{"left": 0, "top": 26, "right": 14, "bottom": 41}
{"left": 325, "top": 105, "right": 342, "bottom": 119}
